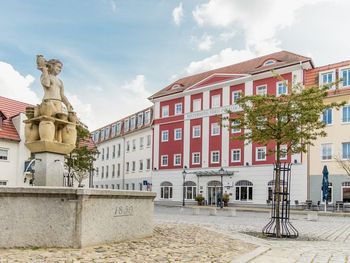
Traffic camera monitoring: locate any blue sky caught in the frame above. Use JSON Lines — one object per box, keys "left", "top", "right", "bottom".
{"left": 1, "top": 0, "right": 350, "bottom": 130}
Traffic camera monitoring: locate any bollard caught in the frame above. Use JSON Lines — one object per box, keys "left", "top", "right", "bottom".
{"left": 307, "top": 211, "right": 318, "bottom": 221}
{"left": 229, "top": 208, "right": 237, "bottom": 217}
{"left": 192, "top": 207, "right": 200, "bottom": 215}
{"left": 209, "top": 208, "right": 217, "bottom": 216}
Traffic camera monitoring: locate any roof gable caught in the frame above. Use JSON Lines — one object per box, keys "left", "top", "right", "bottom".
{"left": 186, "top": 73, "right": 248, "bottom": 91}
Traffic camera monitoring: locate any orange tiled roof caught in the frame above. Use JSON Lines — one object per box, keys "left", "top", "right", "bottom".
{"left": 0, "top": 96, "right": 32, "bottom": 141}
{"left": 149, "top": 50, "right": 312, "bottom": 100}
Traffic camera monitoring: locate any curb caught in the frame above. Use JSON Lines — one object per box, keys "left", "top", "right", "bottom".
{"left": 233, "top": 246, "right": 271, "bottom": 263}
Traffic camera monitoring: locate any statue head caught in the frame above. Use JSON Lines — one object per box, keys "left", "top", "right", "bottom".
{"left": 47, "top": 59, "right": 63, "bottom": 76}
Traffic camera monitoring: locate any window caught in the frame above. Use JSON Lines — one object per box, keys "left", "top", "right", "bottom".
{"left": 342, "top": 182, "right": 350, "bottom": 203}
{"left": 276, "top": 81, "right": 287, "bottom": 96}
{"left": 111, "top": 184, "right": 115, "bottom": 189}
{"left": 126, "top": 162, "right": 129, "bottom": 172}
{"left": 101, "top": 185, "right": 104, "bottom": 189}
{"left": 147, "top": 135, "right": 151, "bottom": 147}
{"left": 162, "top": 105, "right": 169, "bottom": 117}
{"left": 211, "top": 95, "right": 221, "bottom": 108}
{"left": 184, "top": 181, "right": 197, "bottom": 200}
{"left": 112, "top": 145, "right": 116, "bottom": 158}
{"left": 100, "top": 129, "right": 105, "bottom": 141}
{"left": 174, "top": 128, "right": 182, "bottom": 140}
{"left": 160, "top": 182, "right": 173, "bottom": 199}
{"left": 105, "top": 185, "right": 108, "bottom": 189}
{"left": 117, "top": 163, "right": 120, "bottom": 177}
{"left": 235, "top": 180, "right": 253, "bottom": 201}
{"left": 130, "top": 116, "right": 136, "bottom": 130}
{"left": 211, "top": 151, "right": 220, "bottom": 164}
{"left": 132, "top": 183, "right": 135, "bottom": 190}
{"left": 323, "top": 108, "right": 332, "bottom": 125}
{"left": 126, "top": 141, "right": 130, "bottom": 152}
{"left": 95, "top": 167, "right": 99, "bottom": 176}
{"left": 193, "top": 99, "right": 201, "bottom": 111}
{"left": 132, "top": 139, "right": 136, "bottom": 150}
{"left": 138, "top": 113, "right": 144, "bottom": 127}
{"left": 139, "top": 183, "right": 143, "bottom": 191}
{"left": 124, "top": 119, "right": 129, "bottom": 132}
{"left": 175, "top": 103, "right": 183, "bottom": 115}
{"left": 139, "top": 160, "right": 143, "bottom": 171}
{"left": 278, "top": 145, "right": 288, "bottom": 160}
{"left": 321, "top": 72, "right": 333, "bottom": 85}
{"left": 146, "top": 158, "right": 151, "bottom": 170}
{"left": 101, "top": 166, "right": 104, "bottom": 178}
{"left": 116, "top": 122, "right": 121, "bottom": 135}
{"left": 102, "top": 148, "right": 105, "bottom": 160}
{"left": 231, "top": 120, "right": 241, "bottom": 134}
{"left": 106, "top": 147, "right": 109, "bottom": 160}
{"left": 117, "top": 143, "right": 121, "bottom": 157}
{"left": 263, "top": 59, "right": 276, "bottom": 66}
{"left": 126, "top": 184, "right": 129, "bottom": 190}
{"left": 231, "top": 149, "right": 241, "bottom": 162}
{"left": 105, "top": 127, "right": 110, "bottom": 139}
{"left": 232, "top": 91, "right": 241, "bottom": 103}
{"left": 140, "top": 137, "right": 144, "bottom": 149}
{"left": 0, "top": 181, "right": 7, "bottom": 185}
{"left": 342, "top": 106, "right": 350, "bottom": 123}
{"left": 321, "top": 182, "right": 333, "bottom": 203}
{"left": 0, "top": 148, "right": 9, "bottom": 161}
{"left": 321, "top": 143, "right": 332, "bottom": 160}
{"left": 111, "top": 124, "right": 116, "bottom": 137}
{"left": 112, "top": 164, "right": 115, "bottom": 177}
{"left": 117, "top": 184, "right": 120, "bottom": 189}
{"left": 256, "top": 147, "right": 266, "bottom": 161}
{"left": 342, "top": 142, "right": 350, "bottom": 159}
{"left": 267, "top": 180, "right": 287, "bottom": 201}
{"left": 256, "top": 85, "right": 267, "bottom": 96}
{"left": 145, "top": 110, "right": 151, "bottom": 124}
{"left": 211, "top": 123, "right": 220, "bottom": 136}
{"left": 192, "top": 153, "right": 200, "bottom": 165}
{"left": 161, "top": 155, "right": 168, "bottom": 166}
{"left": 341, "top": 68, "right": 350, "bottom": 87}
{"left": 174, "top": 154, "right": 181, "bottom": 166}
{"left": 132, "top": 161, "right": 136, "bottom": 172}
{"left": 161, "top": 130, "right": 169, "bottom": 142}
{"left": 192, "top": 126, "right": 201, "bottom": 138}
{"left": 106, "top": 165, "right": 109, "bottom": 178}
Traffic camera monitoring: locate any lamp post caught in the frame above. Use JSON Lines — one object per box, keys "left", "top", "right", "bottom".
{"left": 182, "top": 168, "right": 187, "bottom": 206}
{"left": 219, "top": 167, "right": 224, "bottom": 209}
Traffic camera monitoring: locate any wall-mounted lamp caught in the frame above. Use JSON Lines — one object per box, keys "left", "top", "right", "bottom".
{"left": 245, "top": 162, "right": 249, "bottom": 166}
{"left": 153, "top": 167, "right": 157, "bottom": 171}
{"left": 294, "top": 159, "right": 298, "bottom": 164}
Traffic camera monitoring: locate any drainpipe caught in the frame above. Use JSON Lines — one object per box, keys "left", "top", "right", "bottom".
{"left": 122, "top": 137, "right": 125, "bottom": 190}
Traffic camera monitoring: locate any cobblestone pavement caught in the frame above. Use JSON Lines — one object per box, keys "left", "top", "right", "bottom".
{"left": 0, "top": 224, "right": 255, "bottom": 263}
{"left": 155, "top": 206, "right": 350, "bottom": 262}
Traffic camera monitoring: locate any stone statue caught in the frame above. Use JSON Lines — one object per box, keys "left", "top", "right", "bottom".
{"left": 24, "top": 55, "right": 77, "bottom": 155}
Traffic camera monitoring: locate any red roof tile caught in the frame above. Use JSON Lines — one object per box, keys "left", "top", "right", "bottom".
{"left": 0, "top": 96, "right": 33, "bottom": 141}
{"left": 149, "top": 50, "right": 312, "bottom": 100}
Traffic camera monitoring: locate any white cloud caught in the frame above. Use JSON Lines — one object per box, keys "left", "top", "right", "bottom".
{"left": 0, "top": 61, "right": 39, "bottom": 104}
{"left": 121, "top": 75, "right": 150, "bottom": 98}
{"left": 197, "top": 34, "right": 213, "bottom": 51}
{"left": 219, "top": 31, "right": 236, "bottom": 42}
{"left": 110, "top": 0, "right": 117, "bottom": 13}
{"left": 184, "top": 48, "right": 255, "bottom": 75}
{"left": 172, "top": 2, "right": 184, "bottom": 26}
{"left": 67, "top": 93, "right": 94, "bottom": 127}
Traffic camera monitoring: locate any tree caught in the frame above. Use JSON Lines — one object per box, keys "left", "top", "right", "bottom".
{"left": 223, "top": 77, "right": 344, "bottom": 237}
{"left": 65, "top": 125, "right": 98, "bottom": 187}
{"left": 335, "top": 156, "right": 350, "bottom": 176}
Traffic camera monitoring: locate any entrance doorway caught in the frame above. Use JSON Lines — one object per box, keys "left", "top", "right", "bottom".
{"left": 207, "top": 180, "right": 221, "bottom": 205}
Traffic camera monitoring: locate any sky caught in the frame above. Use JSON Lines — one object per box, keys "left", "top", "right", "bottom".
{"left": 0, "top": 0, "right": 349, "bottom": 130}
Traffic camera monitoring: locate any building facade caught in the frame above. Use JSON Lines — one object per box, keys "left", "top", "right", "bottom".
{"left": 306, "top": 61, "right": 350, "bottom": 205}
{"left": 92, "top": 107, "right": 153, "bottom": 190}
{"left": 0, "top": 96, "right": 32, "bottom": 186}
{"left": 149, "top": 51, "right": 314, "bottom": 205}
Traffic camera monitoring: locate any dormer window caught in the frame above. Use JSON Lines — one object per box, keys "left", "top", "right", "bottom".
{"left": 0, "top": 111, "right": 6, "bottom": 130}
{"left": 263, "top": 59, "right": 276, "bottom": 66}
{"left": 171, "top": 84, "right": 181, "bottom": 90}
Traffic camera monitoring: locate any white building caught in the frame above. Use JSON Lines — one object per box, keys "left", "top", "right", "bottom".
{"left": 92, "top": 107, "right": 153, "bottom": 190}
{"left": 0, "top": 96, "right": 32, "bottom": 186}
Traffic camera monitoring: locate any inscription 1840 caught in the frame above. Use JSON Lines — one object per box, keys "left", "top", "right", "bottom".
{"left": 114, "top": 205, "right": 134, "bottom": 217}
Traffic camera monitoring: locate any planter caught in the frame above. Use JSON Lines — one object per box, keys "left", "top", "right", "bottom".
{"left": 62, "top": 124, "right": 77, "bottom": 145}
{"left": 39, "top": 121, "right": 55, "bottom": 141}
{"left": 25, "top": 123, "right": 39, "bottom": 142}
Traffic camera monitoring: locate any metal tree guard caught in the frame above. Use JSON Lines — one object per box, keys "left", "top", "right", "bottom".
{"left": 262, "top": 163, "right": 298, "bottom": 238}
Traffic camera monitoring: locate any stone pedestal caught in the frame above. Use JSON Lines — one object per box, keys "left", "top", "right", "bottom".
{"left": 34, "top": 153, "right": 65, "bottom": 186}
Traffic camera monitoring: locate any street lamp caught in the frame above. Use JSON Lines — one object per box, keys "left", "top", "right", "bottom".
{"left": 219, "top": 167, "right": 225, "bottom": 209}
{"left": 182, "top": 168, "right": 187, "bottom": 206}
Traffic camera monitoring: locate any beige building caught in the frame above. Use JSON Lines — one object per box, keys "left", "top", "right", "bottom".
{"left": 306, "top": 61, "right": 350, "bottom": 205}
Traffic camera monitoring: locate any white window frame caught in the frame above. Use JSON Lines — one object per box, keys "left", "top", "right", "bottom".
{"left": 137, "top": 113, "right": 144, "bottom": 127}
{"left": 193, "top": 99, "right": 201, "bottom": 112}
{"left": 162, "top": 105, "right": 169, "bottom": 117}
{"left": 277, "top": 145, "right": 288, "bottom": 160}
{"left": 342, "top": 105, "right": 350, "bottom": 124}
{"left": 0, "top": 148, "right": 9, "bottom": 161}
{"left": 161, "top": 130, "right": 169, "bottom": 142}
{"left": 211, "top": 151, "right": 220, "bottom": 164}
{"left": 192, "top": 125, "right": 201, "bottom": 138}
{"left": 140, "top": 137, "right": 144, "bottom": 149}
{"left": 232, "top": 90, "right": 242, "bottom": 104}
{"left": 231, "top": 149, "right": 241, "bottom": 163}
{"left": 211, "top": 123, "right": 220, "bottom": 136}
{"left": 130, "top": 116, "right": 136, "bottom": 130}
{"left": 276, "top": 80, "right": 288, "bottom": 96}
{"left": 256, "top": 147, "right": 266, "bottom": 161}
{"left": 256, "top": 85, "right": 267, "bottom": 96}
{"left": 161, "top": 155, "right": 168, "bottom": 167}
{"left": 322, "top": 108, "right": 333, "bottom": 125}
{"left": 144, "top": 110, "right": 151, "bottom": 124}
{"left": 146, "top": 158, "right": 151, "bottom": 170}
{"left": 340, "top": 67, "right": 350, "bottom": 88}
{"left": 341, "top": 182, "right": 350, "bottom": 203}
{"left": 321, "top": 143, "right": 333, "bottom": 161}
{"left": 173, "top": 154, "right": 181, "bottom": 166}
{"left": 124, "top": 119, "right": 129, "bottom": 132}
{"left": 132, "top": 139, "right": 136, "bottom": 151}
{"left": 319, "top": 70, "right": 336, "bottom": 89}
{"left": 174, "top": 103, "right": 183, "bottom": 115}
{"left": 231, "top": 120, "right": 241, "bottom": 134}
{"left": 211, "top": 94, "right": 221, "bottom": 108}
{"left": 139, "top": 160, "right": 143, "bottom": 171}
{"left": 174, "top": 128, "right": 182, "bottom": 140}
{"left": 192, "top": 152, "right": 201, "bottom": 165}
{"left": 147, "top": 135, "right": 151, "bottom": 147}
{"left": 342, "top": 142, "right": 350, "bottom": 160}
